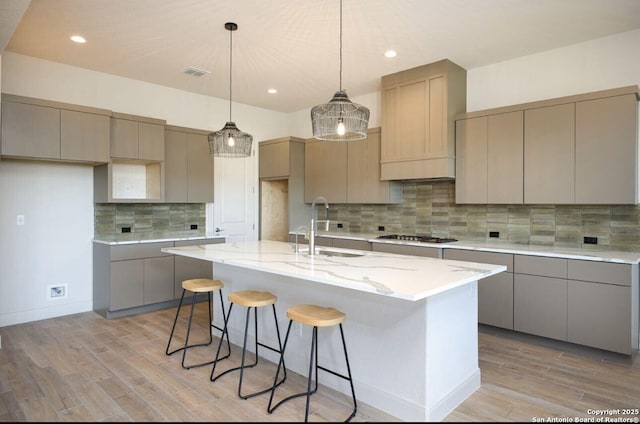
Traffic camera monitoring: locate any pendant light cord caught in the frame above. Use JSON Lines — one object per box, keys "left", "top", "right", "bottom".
{"left": 229, "top": 27, "right": 233, "bottom": 122}
{"left": 339, "top": 0, "right": 343, "bottom": 92}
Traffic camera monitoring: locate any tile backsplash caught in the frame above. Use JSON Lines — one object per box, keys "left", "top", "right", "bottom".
{"left": 95, "top": 203, "right": 206, "bottom": 240}
{"left": 329, "top": 180, "right": 640, "bottom": 252}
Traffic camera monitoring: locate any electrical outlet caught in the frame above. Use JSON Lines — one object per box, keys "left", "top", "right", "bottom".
{"left": 121, "top": 226, "right": 131, "bottom": 233}
{"left": 48, "top": 285, "right": 66, "bottom": 299}
{"left": 378, "top": 226, "right": 385, "bottom": 231}
{"left": 337, "top": 223, "right": 343, "bottom": 229}
{"left": 584, "top": 236, "right": 598, "bottom": 245}
{"left": 489, "top": 231, "right": 499, "bottom": 238}
{"left": 190, "top": 224, "right": 198, "bottom": 230}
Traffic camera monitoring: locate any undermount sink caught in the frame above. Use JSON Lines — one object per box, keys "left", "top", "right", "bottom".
{"left": 296, "top": 247, "right": 366, "bottom": 258}
{"left": 316, "top": 249, "right": 365, "bottom": 258}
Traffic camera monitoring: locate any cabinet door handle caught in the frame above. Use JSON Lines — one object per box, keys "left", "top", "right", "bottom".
{"left": 215, "top": 227, "right": 223, "bottom": 233}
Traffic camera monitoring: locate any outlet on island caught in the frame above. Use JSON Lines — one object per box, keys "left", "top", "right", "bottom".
{"left": 584, "top": 236, "right": 598, "bottom": 245}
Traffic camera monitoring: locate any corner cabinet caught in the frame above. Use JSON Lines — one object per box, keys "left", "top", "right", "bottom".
{"left": 380, "top": 59, "right": 467, "bottom": 180}
{"left": 165, "top": 125, "right": 214, "bottom": 203}
{"left": 455, "top": 85, "right": 640, "bottom": 205}
{"left": 93, "top": 237, "right": 225, "bottom": 319}
{"left": 1, "top": 94, "right": 110, "bottom": 164}
{"left": 304, "top": 127, "right": 402, "bottom": 204}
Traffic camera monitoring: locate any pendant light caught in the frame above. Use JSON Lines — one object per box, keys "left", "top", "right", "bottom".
{"left": 208, "top": 22, "right": 253, "bottom": 157}
{"left": 311, "top": 0, "right": 369, "bottom": 141}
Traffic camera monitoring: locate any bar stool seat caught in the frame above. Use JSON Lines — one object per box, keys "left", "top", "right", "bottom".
{"left": 165, "top": 278, "right": 231, "bottom": 369}
{"left": 211, "top": 289, "right": 287, "bottom": 399}
{"left": 268, "top": 304, "right": 357, "bottom": 422}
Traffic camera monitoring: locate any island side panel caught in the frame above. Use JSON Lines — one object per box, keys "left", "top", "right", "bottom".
{"left": 210, "top": 262, "right": 478, "bottom": 422}
{"left": 425, "top": 280, "right": 481, "bottom": 421}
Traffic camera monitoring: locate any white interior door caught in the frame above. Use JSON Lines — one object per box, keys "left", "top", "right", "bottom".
{"left": 208, "top": 152, "right": 257, "bottom": 242}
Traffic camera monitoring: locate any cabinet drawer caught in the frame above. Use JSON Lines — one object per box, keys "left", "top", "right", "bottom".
{"left": 372, "top": 243, "right": 440, "bottom": 258}
{"left": 174, "top": 238, "right": 225, "bottom": 248}
{"left": 567, "top": 260, "right": 631, "bottom": 286}
{"left": 514, "top": 255, "right": 566, "bottom": 278}
{"left": 110, "top": 241, "right": 174, "bottom": 261}
{"left": 331, "top": 238, "right": 371, "bottom": 251}
{"left": 444, "top": 249, "right": 513, "bottom": 271}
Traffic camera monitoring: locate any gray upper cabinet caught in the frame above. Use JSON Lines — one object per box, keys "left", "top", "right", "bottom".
{"left": 524, "top": 103, "right": 575, "bottom": 204}
{"left": 1, "top": 94, "right": 111, "bottom": 164}
{"left": 304, "top": 138, "right": 347, "bottom": 203}
{"left": 455, "top": 85, "right": 639, "bottom": 205}
{"left": 165, "top": 125, "right": 214, "bottom": 203}
{"left": 111, "top": 112, "right": 165, "bottom": 161}
{"left": 575, "top": 93, "right": 638, "bottom": 204}
{"left": 455, "top": 111, "right": 523, "bottom": 204}
{"left": 1, "top": 99, "right": 60, "bottom": 159}
{"left": 60, "top": 109, "right": 110, "bottom": 163}
{"left": 304, "top": 128, "right": 401, "bottom": 204}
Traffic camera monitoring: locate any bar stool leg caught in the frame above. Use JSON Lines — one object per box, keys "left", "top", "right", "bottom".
{"left": 268, "top": 320, "right": 357, "bottom": 422}
{"left": 212, "top": 303, "right": 286, "bottom": 399}
{"left": 166, "top": 289, "right": 231, "bottom": 370}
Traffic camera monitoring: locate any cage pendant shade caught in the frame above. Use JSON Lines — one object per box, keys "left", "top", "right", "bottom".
{"left": 311, "top": 0, "right": 369, "bottom": 141}
{"left": 208, "top": 22, "right": 253, "bottom": 157}
{"left": 209, "top": 121, "right": 253, "bottom": 157}
{"left": 311, "top": 90, "right": 370, "bottom": 141}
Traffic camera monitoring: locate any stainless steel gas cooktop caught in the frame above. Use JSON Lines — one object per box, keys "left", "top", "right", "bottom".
{"left": 376, "top": 234, "right": 458, "bottom": 243}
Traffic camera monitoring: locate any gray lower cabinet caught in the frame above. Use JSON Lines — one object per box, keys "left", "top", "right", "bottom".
{"left": 93, "top": 238, "right": 224, "bottom": 318}
{"left": 372, "top": 242, "right": 440, "bottom": 258}
{"left": 567, "top": 260, "right": 638, "bottom": 355}
{"left": 514, "top": 255, "right": 568, "bottom": 341}
{"left": 443, "top": 249, "right": 514, "bottom": 329}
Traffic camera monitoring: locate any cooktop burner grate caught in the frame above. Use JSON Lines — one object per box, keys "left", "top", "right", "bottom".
{"left": 376, "top": 234, "right": 458, "bottom": 243}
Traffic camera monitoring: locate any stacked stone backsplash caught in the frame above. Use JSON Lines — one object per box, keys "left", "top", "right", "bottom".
{"left": 329, "top": 180, "right": 640, "bottom": 252}
{"left": 95, "top": 203, "right": 206, "bottom": 240}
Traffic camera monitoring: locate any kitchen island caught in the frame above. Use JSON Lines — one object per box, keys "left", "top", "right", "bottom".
{"left": 161, "top": 240, "right": 506, "bottom": 421}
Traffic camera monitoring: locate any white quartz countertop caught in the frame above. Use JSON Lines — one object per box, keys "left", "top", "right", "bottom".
{"left": 93, "top": 234, "right": 226, "bottom": 245}
{"left": 290, "top": 231, "right": 640, "bottom": 264}
{"left": 161, "top": 240, "right": 506, "bottom": 301}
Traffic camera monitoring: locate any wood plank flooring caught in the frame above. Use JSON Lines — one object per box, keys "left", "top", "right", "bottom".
{"left": 1, "top": 304, "right": 638, "bottom": 422}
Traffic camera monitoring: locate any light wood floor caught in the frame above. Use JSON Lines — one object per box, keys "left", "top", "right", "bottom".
{"left": 1, "top": 304, "right": 638, "bottom": 422}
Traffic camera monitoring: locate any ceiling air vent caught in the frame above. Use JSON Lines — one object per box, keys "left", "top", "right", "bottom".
{"left": 183, "top": 66, "right": 210, "bottom": 77}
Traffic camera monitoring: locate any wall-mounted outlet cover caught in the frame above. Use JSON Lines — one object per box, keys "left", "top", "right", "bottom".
{"left": 489, "top": 231, "right": 500, "bottom": 238}
{"left": 337, "top": 223, "right": 344, "bottom": 229}
{"left": 190, "top": 224, "right": 198, "bottom": 230}
{"left": 48, "top": 284, "right": 67, "bottom": 299}
{"left": 121, "top": 226, "right": 131, "bottom": 233}
{"left": 378, "top": 226, "right": 385, "bottom": 231}
{"left": 584, "top": 236, "right": 598, "bottom": 245}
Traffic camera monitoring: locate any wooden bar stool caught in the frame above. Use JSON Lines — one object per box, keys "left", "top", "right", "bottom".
{"left": 210, "top": 289, "right": 287, "bottom": 399}
{"left": 165, "top": 278, "right": 231, "bottom": 369}
{"left": 267, "top": 304, "right": 357, "bottom": 422}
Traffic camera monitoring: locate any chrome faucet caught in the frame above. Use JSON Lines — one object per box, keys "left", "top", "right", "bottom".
{"left": 309, "top": 196, "right": 330, "bottom": 256}
{"left": 293, "top": 225, "right": 309, "bottom": 253}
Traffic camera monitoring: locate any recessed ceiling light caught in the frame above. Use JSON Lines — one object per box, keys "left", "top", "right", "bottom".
{"left": 267, "top": 88, "right": 278, "bottom": 94}
{"left": 70, "top": 35, "right": 86, "bottom": 43}
{"left": 384, "top": 50, "right": 397, "bottom": 58}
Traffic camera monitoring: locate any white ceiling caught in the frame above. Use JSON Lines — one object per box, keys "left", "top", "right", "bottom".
{"left": 3, "top": 0, "right": 640, "bottom": 113}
